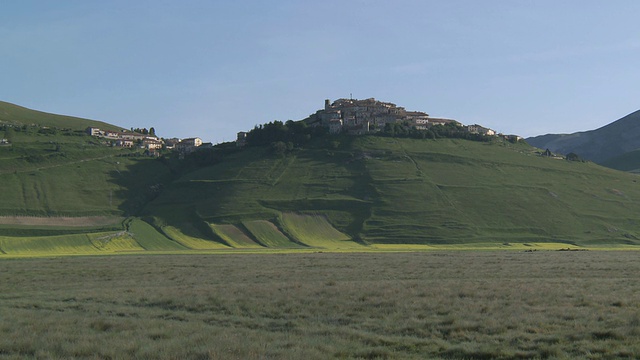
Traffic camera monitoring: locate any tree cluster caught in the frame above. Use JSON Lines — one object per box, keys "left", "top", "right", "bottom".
{"left": 379, "top": 122, "right": 492, "bottom": 142}
{"left": 131, "top": 127, "right": 156, "bottom": 136}
{"left": 245, "top": 120, "right": 327, "bottom": 149}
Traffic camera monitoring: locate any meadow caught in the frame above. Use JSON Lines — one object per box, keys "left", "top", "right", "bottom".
{"left": 1, "top": 251, "right": 639, "bottom": 359}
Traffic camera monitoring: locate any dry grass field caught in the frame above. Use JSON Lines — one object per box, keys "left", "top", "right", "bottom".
{"left": 1, "top": 251, "right": 639, "bottom": 359}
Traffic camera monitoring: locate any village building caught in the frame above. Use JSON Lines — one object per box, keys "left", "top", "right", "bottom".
{"left": 164, "top": 138, "right": 180, "bottom": 149}
{"left": 143, "top": 137, "right": 163, "bottom": 150}
{"left": 115, "top": 139, "right": 134, "bottom": 148}
{"left": 85, "top": 127, "right": 102, "bottom": 136}
{"left": 175, "top": 137, "right": 203, "bottom": 153}
{"left": 180, "top": 137, "right": 202, "bottom": 147}
{"left": 467, "top": 124, "right": 496, "bottom": 136}
{"left": 236, "top": 132, "right": 248, "bottom": 147}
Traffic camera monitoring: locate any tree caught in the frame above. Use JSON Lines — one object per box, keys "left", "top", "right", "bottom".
{"left": 566, "top": 152, "right": 583, "bottom": 162}
{"left": 270, "top": 141, "right": 288, "bottom": 156}
{"left": 149, "top": 127, "right": 156, "bottom": 137}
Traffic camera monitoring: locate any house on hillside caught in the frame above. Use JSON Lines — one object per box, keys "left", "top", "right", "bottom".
{"left": 175, "top": 137, "right": 203, "bottom": 153}
{"left": 467, "top": 124, "right": 496, "bottom": 136}
{"left": 86, "top": 127, "right": 103, "bottom": 136}
{"left": 164, "top": 138, "right": 180, "bottom": 149}
{"left": 180, "top": 137, "right": 202, "bottom": 147}
{"left": 115, "top": 139, "right": 134, "bottom": 148}
{"left": 143, "top": 137, "right": 163, "bottom": 150}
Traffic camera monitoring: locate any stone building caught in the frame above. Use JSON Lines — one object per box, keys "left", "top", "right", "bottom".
{"left": 310, "top": 97, "right": 459, "bottom": 134}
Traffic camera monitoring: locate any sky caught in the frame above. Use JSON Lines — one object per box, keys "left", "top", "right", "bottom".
{"left": 2, "top": 1, "right": 640, "bottom": 143}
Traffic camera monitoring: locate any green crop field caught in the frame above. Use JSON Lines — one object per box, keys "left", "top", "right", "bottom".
{"left": 209, "top": 223, "right": 263, "bottom": 248}
{"left": 242, "top": 220, "right": 302, "bottom": 248}
{"left": 0, "top": 230, "right": 145, "bottom": 256}
{"left": 1, "top": 251, "right": 639, "bottom": 359}
{"left": 127, "top": 218, "right": 186, "bottom": 251}
{"left": 162, "top": 225, "right": 229, "bottom": 250}
{"left": 280, "top": 213, "right": 361, "bottom": 249}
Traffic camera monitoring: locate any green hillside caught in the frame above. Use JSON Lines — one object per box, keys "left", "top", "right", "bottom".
{"left": 0, "top": 102, "right": 172, "bottom": 255}
{"left": 144, "top": 136, "right": 640, "bottom": 246}
{"left": 0, "top": 127, "right": 171, "bottom": 218}
{"left": 0, "top": 101, "right": 122, "bottom": 131}
{"left": 4, "top": 100, "right": 640, "bottom": 255}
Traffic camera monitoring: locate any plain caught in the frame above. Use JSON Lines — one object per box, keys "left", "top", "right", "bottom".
{"left": 1, "top": 251, "right": 639, "bottom": 359}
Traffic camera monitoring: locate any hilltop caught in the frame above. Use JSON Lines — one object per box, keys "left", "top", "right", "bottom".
{"left": 526, "top": 109, "right": 640, "bottom": 165}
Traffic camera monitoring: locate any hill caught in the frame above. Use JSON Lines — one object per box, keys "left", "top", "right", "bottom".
{"left": 0, "top": 101, "right": 123, "bottom": 131}
{"left": 4, "top": 100, "right": 640, "bottom": 256}
{"left": 0, "top": 102, "right": 171, "bottom": 222}
{"left": 526, "top": 109, "right": 640, "bottom": 164}
{"left": 142, "top": 135, "right": 640, "bottom": 247}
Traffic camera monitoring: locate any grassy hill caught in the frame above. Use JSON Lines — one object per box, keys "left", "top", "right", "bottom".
{"left": 0, "top": 101, "right": 122, "bottom": 131}
{"left": 143, "top": 136, "right": 640, "bottom": 247}
{"left": 4, "top": 100, "right": 640, "bottom": 255}
{"left": 0, "top": 102, "right": 172, "bottom": 251}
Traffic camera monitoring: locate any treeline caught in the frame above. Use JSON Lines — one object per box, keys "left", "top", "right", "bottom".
{"left": 245, "top": 120, "right": 327, "bottom": 150}
{"left": 379, "top": 122, "right": 492, "bottom": 142}
{"left": 131, "top": 127, "right": 156, "bottom": 136}
{"left": 242, "top": 119, "right": 493, "bottom": 155}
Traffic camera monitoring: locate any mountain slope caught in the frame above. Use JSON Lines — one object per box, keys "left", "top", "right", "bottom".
{"left": 526, "top": 110, "right": 640, "bottom": 163}
{"left": 144, "top": 136, "right": 640, "bottom": 246}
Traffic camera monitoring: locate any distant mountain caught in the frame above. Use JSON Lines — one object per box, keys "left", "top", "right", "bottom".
{"left": 526, "top": 110, "right": 640, "bottom": 164}
{"left": 0, "top": 101, "right": 122, "bottom": 131}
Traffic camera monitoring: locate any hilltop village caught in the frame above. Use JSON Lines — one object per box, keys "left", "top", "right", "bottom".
{"left": 81, "top": 97, "right": 521, "bottom": 154}
{"left": 302, "top": 98, "right": 518, "bottom": 140}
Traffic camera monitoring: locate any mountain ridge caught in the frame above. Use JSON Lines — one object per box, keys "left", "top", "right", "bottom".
{"left": 526, "top": 109, "right": 640, "bottom": 164}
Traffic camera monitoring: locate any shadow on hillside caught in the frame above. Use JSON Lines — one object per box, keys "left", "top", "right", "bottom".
{"left": 108, "top": 156, "right": 174, "bottom": 217}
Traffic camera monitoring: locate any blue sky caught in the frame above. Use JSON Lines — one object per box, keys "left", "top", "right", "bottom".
{"left": 2, "top": 1, "right": 640, "bottom": 143}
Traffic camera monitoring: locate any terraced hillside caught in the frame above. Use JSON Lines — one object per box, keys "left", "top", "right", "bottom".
{"left": 144, "top": 136, "right": 640, "bottom": 246}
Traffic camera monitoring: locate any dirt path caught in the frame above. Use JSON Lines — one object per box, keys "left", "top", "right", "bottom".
{"left": 0, "top": 216, "right": 123, "bottom": 227}
{"left": 0, "top": 154, "right": 116, "bottom": 175}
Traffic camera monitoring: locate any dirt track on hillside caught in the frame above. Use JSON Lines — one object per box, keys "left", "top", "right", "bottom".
{"left": 0, "top": 216, "right": 123, "bottom": 227}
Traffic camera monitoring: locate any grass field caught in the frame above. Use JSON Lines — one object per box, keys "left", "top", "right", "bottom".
{"left": 0, "top": 251, "right": 639, "bottom": 359}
